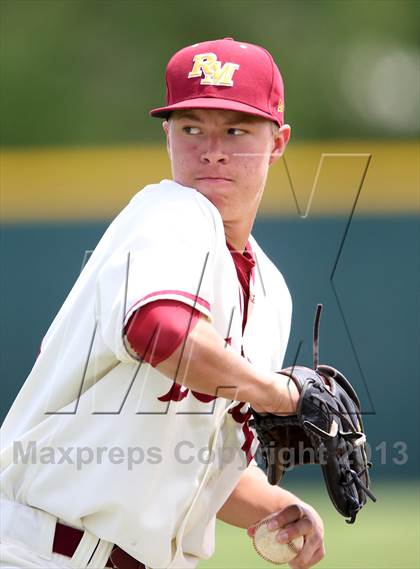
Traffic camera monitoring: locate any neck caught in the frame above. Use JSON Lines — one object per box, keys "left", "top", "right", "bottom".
{"left": 222, "top": 186, "right": 264, "bottom": 250}
{"left": 224, "top": 217, "right": 254, "bottom": 251}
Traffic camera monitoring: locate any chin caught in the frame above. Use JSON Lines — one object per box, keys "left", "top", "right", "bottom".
{"left": 195, "top": 178, "right": 232, "bottom": 195}
{"left": 194, "top": 185, "right": 226, "bottom": 209}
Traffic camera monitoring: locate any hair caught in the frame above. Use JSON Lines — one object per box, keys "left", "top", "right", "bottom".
{"left": 271, "top": 122, "right": 281, "bottom": 136}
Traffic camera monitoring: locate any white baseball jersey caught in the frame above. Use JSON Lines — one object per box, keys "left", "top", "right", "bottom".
{"left": 0, "top": 180, "right": 292, "bottom": 569}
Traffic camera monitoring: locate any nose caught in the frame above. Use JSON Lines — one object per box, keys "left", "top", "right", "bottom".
{"left": 200, "top": 135, "right": 229, "bottom": 165}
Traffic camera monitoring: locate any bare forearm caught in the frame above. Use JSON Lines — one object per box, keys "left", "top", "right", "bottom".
{"left": 217, "top": 465, "right": 308, "bottom": 529}
{"left": 156, "top": 316, "right": 298, "bottom": 413}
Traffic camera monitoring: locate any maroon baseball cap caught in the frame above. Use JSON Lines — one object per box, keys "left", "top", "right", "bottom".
{"left": 150, "top": 38, "right": 285, "bottom": 126}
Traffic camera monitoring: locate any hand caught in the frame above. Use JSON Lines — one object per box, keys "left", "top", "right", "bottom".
{"left": 252, "top": 372, "right": 300, "bottom": 415}
{"left": 247, "top": 503, "right": 325, "bottom": 569}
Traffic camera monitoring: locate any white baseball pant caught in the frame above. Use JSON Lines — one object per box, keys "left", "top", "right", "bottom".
{"left": 0, "top": 499, "right": 114, "bottom": 569}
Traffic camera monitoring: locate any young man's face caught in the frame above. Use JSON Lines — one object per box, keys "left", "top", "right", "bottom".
{"left": 163, "top": 109, "right": 290, "bottom": 224}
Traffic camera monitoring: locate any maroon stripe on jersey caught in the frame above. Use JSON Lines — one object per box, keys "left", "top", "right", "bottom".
{"left": 127, "top": 290, "right": 211, "bottom": 316}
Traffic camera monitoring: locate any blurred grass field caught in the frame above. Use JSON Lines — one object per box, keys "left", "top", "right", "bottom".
{"left": 199, "top": 481, "right": 419, "bottom": 569}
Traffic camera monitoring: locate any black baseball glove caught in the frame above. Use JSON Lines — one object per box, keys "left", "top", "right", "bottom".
{"left": 250, "top": 305, "right": 376, "bottom": 524}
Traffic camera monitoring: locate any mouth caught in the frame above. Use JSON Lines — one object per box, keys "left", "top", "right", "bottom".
{"left": 196, "top": 177, "right": 233, "bottom": 182}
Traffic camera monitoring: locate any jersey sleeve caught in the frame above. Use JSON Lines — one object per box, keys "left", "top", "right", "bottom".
{"left": 95, "top": 186, "right": 219, "bottom": 363}
{"left": 124, "top": 300, "right": 201, "bottom": 366}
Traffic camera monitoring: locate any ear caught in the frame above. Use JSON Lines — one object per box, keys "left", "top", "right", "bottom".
{"left": 162, "top": 120, "right": 171, "bottom": 157}
{"left": 269, "top": 124, "right": 291, "bottom": 166}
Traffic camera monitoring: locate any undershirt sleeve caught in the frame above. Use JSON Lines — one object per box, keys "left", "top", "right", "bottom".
{"left": 124, "top": 299, "right": 201, "bottom": 366}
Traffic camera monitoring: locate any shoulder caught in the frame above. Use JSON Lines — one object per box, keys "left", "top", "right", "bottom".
{"left": 130, "top": 180, "right": 223, "bottom": 231}
{"left": 105, "top": 180, "right": 225, "bottom": 251}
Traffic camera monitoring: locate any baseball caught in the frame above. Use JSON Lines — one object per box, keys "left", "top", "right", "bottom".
{"left": 252, "top": 519, "right": 304, "bottom": 565}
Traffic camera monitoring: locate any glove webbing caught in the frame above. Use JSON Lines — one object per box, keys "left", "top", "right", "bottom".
{"left": 313, "top": 305, "right": 377, "bottom": 523}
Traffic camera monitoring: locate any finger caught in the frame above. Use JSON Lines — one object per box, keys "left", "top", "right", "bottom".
{"left": 247, "top": 526, "right": 256, "bottom": 537}
{"left": 289, "top": 543, "right": 325, "bottom": 569}
{"left": 311, "top": 544, "right": 326, "bottom": 565}
{"left": 247, "top": 515, "right": 277, "bottom": 537}
{"left": 269, "top": 503, "right": 305, "bottom": 531}
{"left": 252, "top": 511, "right": 285, "bottom": 532}
{"left": 275, "top": 517, "right": 313, "bottom": 543}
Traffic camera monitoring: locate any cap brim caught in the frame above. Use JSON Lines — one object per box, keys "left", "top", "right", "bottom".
{"left": 150, "top": 97, "right": 280, "bottom": 125}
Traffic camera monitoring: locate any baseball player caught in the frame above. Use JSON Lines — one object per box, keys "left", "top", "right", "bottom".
{"left": 0, "top": 38, "right": 325, "bottom": 569}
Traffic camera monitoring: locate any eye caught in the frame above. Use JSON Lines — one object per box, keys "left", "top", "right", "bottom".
{"left": 227, "top": 127, "right": 246, "bottom": 136}
{"left": 182, "top": 126, "right": 201, "bottom": 135}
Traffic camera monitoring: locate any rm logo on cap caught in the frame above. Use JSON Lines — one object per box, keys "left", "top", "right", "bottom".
{"left": 188, "top": 53, "right": 240, "bottom": 87}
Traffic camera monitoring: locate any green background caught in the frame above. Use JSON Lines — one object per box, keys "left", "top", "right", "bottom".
{"left": 1, "top": 0, "right": 419, "bottom": 146}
